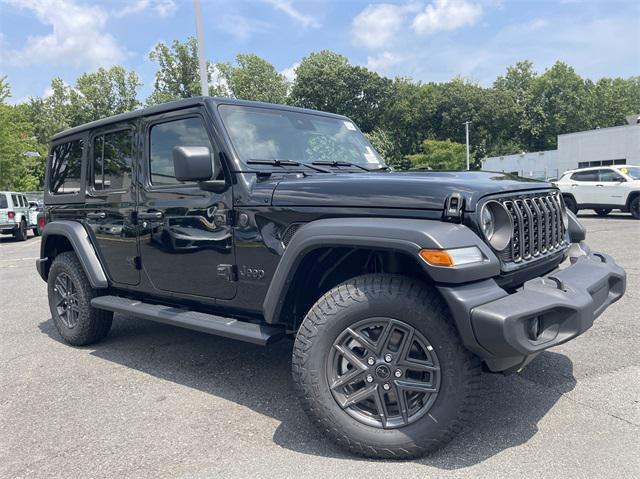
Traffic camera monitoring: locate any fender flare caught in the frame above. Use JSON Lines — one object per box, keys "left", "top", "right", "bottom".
{"left": 262, "top": 217, "right": 499, "bottom": 324}
{"left": 39, "top": 221, "right": 108, "bottom": 288}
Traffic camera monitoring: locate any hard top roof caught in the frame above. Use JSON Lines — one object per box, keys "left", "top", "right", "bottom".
{"left": 51, "top": 97, "right": 349, "bottom": 142}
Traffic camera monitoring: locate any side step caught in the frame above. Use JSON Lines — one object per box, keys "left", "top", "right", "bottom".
{"left": 91, "top": 295, "right": 285, "bottom": 346}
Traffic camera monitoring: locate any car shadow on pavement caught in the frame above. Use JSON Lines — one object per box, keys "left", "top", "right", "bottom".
{"left": 39, "top": 315, "right": 576, "bottom": 468}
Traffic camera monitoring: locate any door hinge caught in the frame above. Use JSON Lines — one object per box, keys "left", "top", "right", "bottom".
{"left": 217, "top": 264, "right": 238, "bottom": 282}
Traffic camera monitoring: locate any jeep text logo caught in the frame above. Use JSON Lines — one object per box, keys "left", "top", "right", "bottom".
{"left": 239, "top": 265, "right": 265, "bottom": 280}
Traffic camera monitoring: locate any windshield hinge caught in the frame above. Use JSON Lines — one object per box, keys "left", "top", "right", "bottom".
{"left": 443, "top": 193, "right": 464, "bottom": 223}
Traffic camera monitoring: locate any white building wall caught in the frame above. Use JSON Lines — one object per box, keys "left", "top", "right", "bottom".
{"left": 480, "top": 150, "right": 559, "bottom": 180}
{"left": 557, "top": 124, "right": 640, "bottom": 173}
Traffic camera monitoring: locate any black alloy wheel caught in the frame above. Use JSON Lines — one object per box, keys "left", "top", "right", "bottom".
{"left": 328, "top": 317, "right": 440, "bottom": 429}
{"left": 53, "top": 271, "right": 81, "bottom": 329}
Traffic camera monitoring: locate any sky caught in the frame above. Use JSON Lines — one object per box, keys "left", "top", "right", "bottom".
{"left": 1, "top": 0, "right": 639, "bottom": 104}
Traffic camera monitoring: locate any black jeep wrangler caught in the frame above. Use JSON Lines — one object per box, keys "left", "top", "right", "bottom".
{"left": 36, "top": 97, "right": 626, "bottom": 459}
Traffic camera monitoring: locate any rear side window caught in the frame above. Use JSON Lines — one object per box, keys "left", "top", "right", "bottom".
{"left": 11, "top": 194, "right": 19, "bottom": 207}
{"left": 149, "top": 117, "right": 214, "bottom": 186}
{"left": 571, "top": 170, "right": 598, "bottom": 182}
{"left": 93, "top": 129, "right": 133, "bottom": 191}
{"left": 0, "top": 194, "right": 7, "bottom": 208}
{"left": 50, "top": 140, "right": 83, "bottom": 194}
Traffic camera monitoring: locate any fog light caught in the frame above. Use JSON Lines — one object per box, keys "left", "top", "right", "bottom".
{"left": 527, "top": 316, "right": 543, "bottom": 340}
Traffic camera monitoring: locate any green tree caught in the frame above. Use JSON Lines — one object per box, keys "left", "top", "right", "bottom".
{"left": 0, "top": 78, "right": 46, "bottom": 190}
{"left": 589, "top": 77, "right": 640, "bottom": 128}
{"left": 290, "top": 50, "right": 392, "bottom": 132}
{"left": 404, "top": 139, "right": 466, "bottom": 170}
{"left": 365, "top": 128, "right": 408, "bottom": 169}
{"left": 69, "top": 66, "right": 141, "bottom": 125}
{"left": 147, "top": 37, "right": 220, "bottom": 105}
{"left": 216, "top": 54, "right": 288, "bottom": 104}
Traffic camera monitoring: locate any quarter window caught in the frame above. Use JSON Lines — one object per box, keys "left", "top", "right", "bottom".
{"left": 50, "top": 140, "right": 83, "bottom": 194}
{"left": 571, "top": 170, "right": 598, "bottom": 182}
{"left": 93, "top": 130, "right": 133, "bottom": 191}
{"left": 149, "top": 117, "right": 214, "bottom": 186}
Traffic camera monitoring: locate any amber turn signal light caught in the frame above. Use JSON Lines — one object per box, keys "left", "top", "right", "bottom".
{"left": 419, "top": 249, "right": 454, "bottom": 267}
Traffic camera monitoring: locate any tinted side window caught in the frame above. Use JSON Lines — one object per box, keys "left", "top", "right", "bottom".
{"left": 571, "top": 171, "right": 598, "bottom": 182}
{"left": 599, "top": 169, "right": 624, "bottom": 182}
{"left": 50, "top": 140, "right": 83, "bottom": 194}
{"left": 0, "top": 194, "right": 7, "bottom": 209}
{"left": 93, "top": 130, "right": 133, "bottom": 191}
{"left": 21, "top": 196, "right": 27, "bottom": 207}
{"left": 11, "top": 194, "right": 18, "bottom": 207}
{"left": 149, "top": 117, "right": 213, "bottom": 186}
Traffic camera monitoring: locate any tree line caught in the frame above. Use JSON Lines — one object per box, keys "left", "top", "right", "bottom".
{"left": 1, "top": 37, "right": 639, "bottom": 190}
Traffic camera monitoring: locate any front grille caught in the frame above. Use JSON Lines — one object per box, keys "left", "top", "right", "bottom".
{"left": 499, "top": 191, "right": 567, "bottom": 263}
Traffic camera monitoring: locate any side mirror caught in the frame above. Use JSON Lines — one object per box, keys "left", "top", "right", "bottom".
{"left": 173, "top": 146, "right": 217, "bottom": 182}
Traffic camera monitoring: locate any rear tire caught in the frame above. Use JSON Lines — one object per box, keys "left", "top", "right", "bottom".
{"left": 47, "top": 251, "right": 113, "bottom": 346}
{"left": 630, "top": 197, "right": 640, "bottom": 219}
{"left": 563, "top": 196, "right": 578, "bottom": 214}
{"left": 595, "top": 208, "right": 611, "bottom": 216}
{"left": 13, "top": 219, "right": 27, "bottom": 241}
{"left": 292, "top": 274, "right": 481, "bottom": 459}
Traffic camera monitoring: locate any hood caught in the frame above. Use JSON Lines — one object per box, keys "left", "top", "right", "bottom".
{"left": 272, "top": 171, "right": 552, "bottom": 211}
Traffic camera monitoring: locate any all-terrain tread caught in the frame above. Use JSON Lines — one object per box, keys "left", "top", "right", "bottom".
{"left": 292, "top": 273, "right": 482, "bottom": 459}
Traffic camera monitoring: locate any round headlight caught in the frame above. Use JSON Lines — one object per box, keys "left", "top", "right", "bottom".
{"left": 480, "top": 204, "right": 494, "bottom": 240}
{"left": 479, "top": 201, "right": 512, "bottom": 251}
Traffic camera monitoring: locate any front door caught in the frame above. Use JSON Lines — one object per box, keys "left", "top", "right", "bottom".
{"left": 85, "top": 124, "right": 140, "bottom": 285}
{"left": 596, "top": 168, "right": 626, "bottom": 206}
{"left": 137, "top": 109, "right": 236, "bottom": 300}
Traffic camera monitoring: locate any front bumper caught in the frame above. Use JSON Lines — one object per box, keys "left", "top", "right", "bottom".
{"left": 438, "top": 242, "right": 626, "bottom": 372}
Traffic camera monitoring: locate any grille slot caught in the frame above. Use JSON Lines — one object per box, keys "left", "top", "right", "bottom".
{"left": 497, "top": 192, "right": 567, "bottom": 264}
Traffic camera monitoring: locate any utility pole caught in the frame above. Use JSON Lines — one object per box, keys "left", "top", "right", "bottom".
{"left": 194, "top": 0, "right": 208, "bottom": 96}
{"left": 463, "top": 120, "right": 471, "bottom": 170}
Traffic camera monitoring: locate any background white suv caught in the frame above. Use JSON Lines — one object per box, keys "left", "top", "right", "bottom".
{"left": 556, "top": 165, "right": 640, "bottom": 219}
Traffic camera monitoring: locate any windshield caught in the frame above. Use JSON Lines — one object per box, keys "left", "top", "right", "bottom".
{"left": 619, "top": 166, "right": 640, "bottom": 180}
{"left": 218, "top": 105, "right": 385, "bottom": 169}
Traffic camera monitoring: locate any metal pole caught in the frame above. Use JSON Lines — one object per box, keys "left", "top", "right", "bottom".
{"left": 464, "top": 121, "right": 471, "bottom": 170}
{"left": 194, "top": 0, "right": 208, "bottom": 96}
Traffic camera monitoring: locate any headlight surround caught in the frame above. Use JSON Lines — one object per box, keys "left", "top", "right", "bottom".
{"left": 559, "top": 195, "right": 569, "bottom": 229}
{"left": 479, "top": 200, "right": 512, "bottom": 251}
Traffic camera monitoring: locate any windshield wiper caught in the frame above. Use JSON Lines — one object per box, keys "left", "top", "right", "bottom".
{"left": 247, "top": 159, "right": 330, "bottom": 173}
{"left": 311, "top": 160, "right": 380, "bottom": 172}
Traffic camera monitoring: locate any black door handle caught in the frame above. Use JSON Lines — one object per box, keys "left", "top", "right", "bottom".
{"left": 138, "top": 211, "right": 164, "bottom": 220}
{"left": 86, "top": 212, "right": 106, "bottom": 220}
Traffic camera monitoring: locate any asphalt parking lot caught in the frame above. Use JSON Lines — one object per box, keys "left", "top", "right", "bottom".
{"left": 1, "top": 213, "right": 638, "bottom": 479}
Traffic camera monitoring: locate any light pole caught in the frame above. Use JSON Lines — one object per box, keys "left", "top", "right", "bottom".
{"left": 463, "top": 120, "right": 471, "bottom": 170}
{"left": 194, "top": 0, "right": 208, "bottom": 96}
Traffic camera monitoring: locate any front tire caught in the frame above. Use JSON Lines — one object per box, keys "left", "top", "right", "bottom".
{"left": 292, "top": 274, "right": 481, "bottom": 459}
{"left": 595, "top": 208, "right": 611, "bottom": 216}
{"left": 47, "top": 251, "right": 113, "bottom": 346}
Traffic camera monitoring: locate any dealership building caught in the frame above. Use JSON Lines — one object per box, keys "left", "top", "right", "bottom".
{"left": 481, "top": 115, "right": 640, "bottom": 180}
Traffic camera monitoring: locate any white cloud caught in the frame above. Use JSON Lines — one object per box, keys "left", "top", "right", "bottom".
{"left": 113, "top": 0, "right": 177, "bottom": 18}
{"left": 352, "top": 3, "right": 420, "bottom": 49}
{"left": 280, "top": 62, "right": 299, "bottom": 83}
{"left": 366, "top": 52, "right": 401, "bottom": 73}
{"left": 217, "top": 14, "right": 272, "bottom": 41}
{"left": 2, "top": 0, "right": 125, "bottom": 68}
{"left": 265, "top": 0, "right": 319, "bottom": 28}
{"left": 412, "top": 0, "right": 482, "bottom": 35}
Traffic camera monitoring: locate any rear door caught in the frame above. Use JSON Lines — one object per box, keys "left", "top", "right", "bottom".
{"left": 84, "top": 123, "right": 140, "bottom": 286}
{"left": 569, "top": 170, "right": 599, "bottom": 204}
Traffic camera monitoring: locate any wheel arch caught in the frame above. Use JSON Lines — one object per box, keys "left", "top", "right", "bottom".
{"left": 38, "top": 221, "right": 108, "bottom": 288}
{"left": 262, "top": 218, "right": 499, "bottom": 326}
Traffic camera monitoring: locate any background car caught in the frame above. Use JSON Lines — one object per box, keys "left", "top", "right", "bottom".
{"left": 556, "top": 165, "right": 640, "bottom": 218}
{"left": 0, "top": 191, "right": 32, "bottom": 240}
